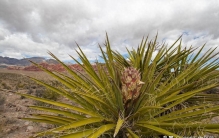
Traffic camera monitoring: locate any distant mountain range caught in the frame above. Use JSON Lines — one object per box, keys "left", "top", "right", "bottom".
{"left": 0, "top": 56, "right": 58, "bottom": 67}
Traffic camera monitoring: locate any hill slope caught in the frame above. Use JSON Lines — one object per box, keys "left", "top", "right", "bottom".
{"left": 0, "top": 56, "right": 58, "bottom": 66}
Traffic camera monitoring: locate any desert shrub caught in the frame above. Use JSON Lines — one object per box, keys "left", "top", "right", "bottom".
{"left": 0, "top": 93, "right": 5, "bottom": 112}
{"left": 1, "top": 82, "right": 6, "bottom": 88}
{"left": 16, "top": 81, "right": 26, "bottom": 89}
{"left": 27, "top": 88, "right": 34, "bottom": 94}
{"left": 34, "top": 88, "right": 59, "bottom": 107}
{"left": 51, "top": 80, "right": 62, "bottom": 87}
{"left": 0, "top": 94, "right": 5, "bottom": 106}
{"left": 35, "top": 88, "right": 59, "bottom": 101}
{"left": 31, "top": 85, "right": 37, "bottom": 89}
{"left": 34, "top": 100, "right": 52, "bottom": 107}
{"left": 18, "top": 34, "right": 219, "bottom": 137}
{"left": 205, "top": 87, "right": 219, "bottom": 94}
{"left": 1, "top": 82, "right": 11, "bottom": 90}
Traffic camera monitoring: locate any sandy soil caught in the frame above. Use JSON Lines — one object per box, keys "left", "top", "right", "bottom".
{"left": 0, "top": 89, "right": 54, "bottom": 138}
{"left": 0, "top": 69, "right": 55, "bottom": 138}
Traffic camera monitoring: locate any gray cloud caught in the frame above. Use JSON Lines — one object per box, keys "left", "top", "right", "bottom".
{"left": 0, "top": 0, "right": 219, "bottom": 60}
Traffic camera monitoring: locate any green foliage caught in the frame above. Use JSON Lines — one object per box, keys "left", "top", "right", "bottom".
{"left": 16, "top": 81, "right": 26, "bottom": 89}
{"left": 18, "top": 34, "right": 219, "bottom": 137}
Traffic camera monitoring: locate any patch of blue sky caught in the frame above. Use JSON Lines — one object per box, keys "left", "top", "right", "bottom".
{"left": 187, "top": 51, "right": 218, "bottom": 65}
{"left": 63, "top": 57, "right": 81, "bottom": 64}
{"left": 182, "top": 31, "right": 190, "bottom": 36}
{"left": 63, "top": 59, "right": 76, "bottom": 64}
{"left": 90, "top": 53, "right": 129, "bottom": 64}
{"left": 123, "top": 39, "right": 129, "bottom": 44}
{"left": 162, "top": 37, "right": 167, "bottom": 42}
{"left": 97, "top": 58, "right": 105, "bottom": 63}
{"left": 122, "top": 53, "right": 129, "bottom": 58}
{"left": 23, "top": 54, "right": 48, "bottom": 59}
{"left": 63, "top": 56, "right": 105, "bottom": 64}
{"left": 22, "top": 54, "right": 33, "bottom": 59}
{"left": 193, "top": 33, "right": 207, "bottom": 40}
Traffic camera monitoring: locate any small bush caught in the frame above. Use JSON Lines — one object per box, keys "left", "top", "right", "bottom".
{"left": 0, "top": 94, "right": 5, "bottom": 106}
{"left": 0, "top": 93, "right": 5, "bottom": 112}
{"left": 27, "top": 88, "right": 34, "bottom": 94}
{"left": 34, "top": 88, "right": 59, "bottom": 107}
{"left": 35, "top": 88, "right": 59, "bottom": 101}
{"left": 206, "top": 87, "right": 219, "bottom": 94}
{"left": 17, "top": 83, "right": 26, "bottom": 89}
{"left": 31, "top": 85, "right": 37, "bottom": 89}
{"left": 1, "top": 82, "right": 9, "bottom": 89}
{"left": 34, "top": 101, "right": 51, "bottom": 107}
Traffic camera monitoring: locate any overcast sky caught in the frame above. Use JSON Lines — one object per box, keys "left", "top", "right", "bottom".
{"left": 0, "top": 0, "right": 219, "bottom": 62}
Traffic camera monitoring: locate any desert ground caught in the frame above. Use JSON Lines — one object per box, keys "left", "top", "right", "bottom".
{"left": 0, "top": 68, "right": 60, "bottom": 138}
{"left": 0, "top": 68, "right": 219, "bottom": 138}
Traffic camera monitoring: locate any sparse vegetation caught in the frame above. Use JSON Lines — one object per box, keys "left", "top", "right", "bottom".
{"left": 35, "top": 88, "right": 59, "bottom": 101}
{"left": 0, "top": 96, "right": 5, "bottom": 106}
{"left": 34, "top": 85, "right": 60, "bottom": 107}
{"left": 1, "top": 82, "right": 11, "bottom": 90}
{"left": 0, "top": 69, "right": 62, "bottom": 137}
{"left": 17, "top": 34, "right": 219, "bottom": 137}
{"left": 0, "top": 93, "right": 5, "bottom": 108}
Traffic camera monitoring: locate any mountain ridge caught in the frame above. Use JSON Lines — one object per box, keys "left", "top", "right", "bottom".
{"left": 0, "top": 56, "right": 58, "bottom": 66}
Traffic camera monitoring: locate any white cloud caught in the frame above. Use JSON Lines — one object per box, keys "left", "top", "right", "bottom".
{"left": 0, "top": 31, "right": 76, "bottom": 60}
{"left": 0, "top": 0, "right": 219, "bottom": 61}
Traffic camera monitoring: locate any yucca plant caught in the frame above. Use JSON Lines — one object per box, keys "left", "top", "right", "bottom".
{"left": 17, "top": 34, "right": 219, "bottom": 138}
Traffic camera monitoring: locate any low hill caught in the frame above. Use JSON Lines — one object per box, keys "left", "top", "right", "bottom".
{"left": 0, "top": 56, "right": 58, "bottom": 66}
